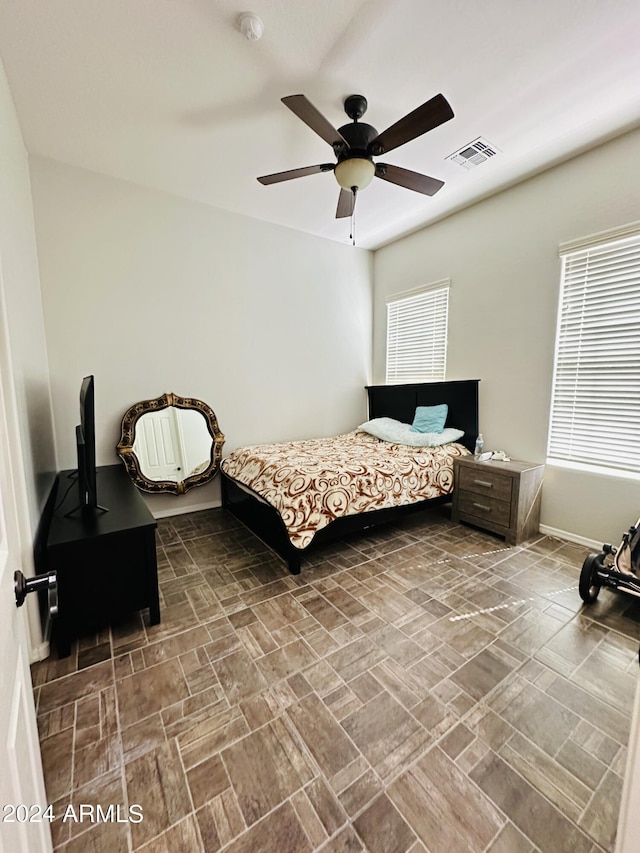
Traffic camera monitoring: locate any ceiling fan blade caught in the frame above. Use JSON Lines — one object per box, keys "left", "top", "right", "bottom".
{"left": 375, "top": 163, "right": 444, "bottom": 196}
{"left": 368, "top": 94, "right": 454, "bottom": 156}
{"left": 282, "top": 95, "right": 349, "bottom": 150}
{"left": 336, "top": 188, "right": 355, "bottom": 219}
{"left": 257, "top": 163, "right": 335, "bottom": 185}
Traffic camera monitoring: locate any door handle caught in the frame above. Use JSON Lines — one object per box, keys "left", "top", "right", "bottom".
{"left": 14, "top": 570, "right": 58, "bottom": 618}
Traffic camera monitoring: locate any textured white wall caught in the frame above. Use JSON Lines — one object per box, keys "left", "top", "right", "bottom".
{"left": 373, "top": 128, "right": 640, "bottom": 546}
{"left": 0, "top": 59, "right": 56, "bottom": 654}
{"left": 0, "top": 67, "right": 56, "bottom": 521}
{"left": 29, "top": 157, "right": 373, "bottom": 516}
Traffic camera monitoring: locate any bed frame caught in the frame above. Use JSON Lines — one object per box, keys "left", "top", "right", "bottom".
{"left": 221, "top": 380, "right": 479, "bottom": 574}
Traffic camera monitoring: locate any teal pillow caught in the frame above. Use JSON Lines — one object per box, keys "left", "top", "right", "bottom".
{"left": 411, "top": 404, "right": 448, "bottom": 434}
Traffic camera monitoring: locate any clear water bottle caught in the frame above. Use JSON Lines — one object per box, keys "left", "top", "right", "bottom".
{"left": 474, "top": 433, "right": 484, "bottom": 460}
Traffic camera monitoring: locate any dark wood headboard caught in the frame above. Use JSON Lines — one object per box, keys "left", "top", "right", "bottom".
{"left": 365, "top": 380, "right": 480, "bottom": 453}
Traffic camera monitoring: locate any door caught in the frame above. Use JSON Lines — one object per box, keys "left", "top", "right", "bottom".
{"left": 0, "top": 305, "right": 52, "bottom": 849}
{"left": 132, "top": 407, "right": 184, "bottom": 480}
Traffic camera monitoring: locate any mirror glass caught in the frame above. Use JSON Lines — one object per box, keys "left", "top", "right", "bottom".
{"left": 117, "top": 394, "right": 224, "bottom": 494}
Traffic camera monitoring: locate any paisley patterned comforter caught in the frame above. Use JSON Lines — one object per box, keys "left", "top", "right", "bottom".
{"left": 221, "top": 430, "right": 470, "bottom": 550}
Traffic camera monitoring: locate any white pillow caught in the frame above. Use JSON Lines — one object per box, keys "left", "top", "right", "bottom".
{"left": 358, "top": 417, "right": 464, "bottom": 447}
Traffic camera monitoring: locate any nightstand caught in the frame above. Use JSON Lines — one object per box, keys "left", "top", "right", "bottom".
{"left": 451, "top": 456, "right": 544, "bottom": 545}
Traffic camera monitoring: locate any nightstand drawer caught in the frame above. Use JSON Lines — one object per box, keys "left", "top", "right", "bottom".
{"left": 457, "top": 465, "right": 512, "bottom": 502}
{"left": 456, "top": 492, "right": 512, "bottom": 528}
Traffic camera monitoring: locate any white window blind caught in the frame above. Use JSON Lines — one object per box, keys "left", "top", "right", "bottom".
{"left": 547, "top": 227, "right": 640, "bottom": 475}
{"left": 386, "top": 281, "right": 449, "bottom": 384}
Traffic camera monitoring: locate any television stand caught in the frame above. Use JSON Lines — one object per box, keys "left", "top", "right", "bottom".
{"left": 62, "top": 469, "right": 110, "bottom": 518}
{"left": 64, "top": 502, "right": 109, "bottom": 519}
{"left": 44, "top": 464, "right": 160, "bottom": 658}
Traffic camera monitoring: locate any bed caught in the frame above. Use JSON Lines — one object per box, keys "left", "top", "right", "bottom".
{"left": 221, "top": 380, "right": 479, "bottom": 574}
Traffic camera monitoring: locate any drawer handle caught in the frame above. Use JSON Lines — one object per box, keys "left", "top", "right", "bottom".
{"left": 472, "top": 502, "right": 491, "bottom": 512}
{"left": 473, "top": 479, "right": 493, "bottom": 488}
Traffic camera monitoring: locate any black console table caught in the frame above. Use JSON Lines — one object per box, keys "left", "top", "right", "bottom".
{"left": 46, "top": 464, "right": 160, "bottom": 658}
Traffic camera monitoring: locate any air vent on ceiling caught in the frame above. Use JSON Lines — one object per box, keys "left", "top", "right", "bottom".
{"left": 446, "top": 137, "right": 500, "bottom": 169}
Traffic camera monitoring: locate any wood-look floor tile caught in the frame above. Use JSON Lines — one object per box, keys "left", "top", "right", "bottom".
{"left": 361, "top": 586, "right": 423, "bottom": 625}
{"left": 235, "top": 688, "right": 276, "bottom": 727}
{"left": 117, "top": 658, "right": 189, "bottom": 728}
{"left": 38, "top": 661, "right": 114, "bottom": 715}
{"left": 546, "top": 678, "right": 630, "bottom": 747}
{"left": 534, "top": 620, "right": 607, "bottom": 676}
{"left": 256, "top": 638, "right": 318, "bottom": 683}
{"left": 411, "top": 693, "right": 460, "bottom": 740}
{"left": 440, "top": 722, "right": 476, "bottom": 760}
{"left": 370, "top": 623, "right": 426, "bottom": 667}
{"left": 196, "top": 788, "right": 244, "bottom": 849}
{"left": 290, "top": 789, "right": 329, "bottom": 848}
{"left": 499, "top": 732, "right": 590, "bottom": 820}
{"left": 339, "top": 768, "right": 384, "bottom": 818}
{"left": 342, "top": 691, "right": 430, "bottom": 781}
{"left": 211, "top": 648, "right": 268, "bottom": 704}
{"left": 389, "top": 746, "right": 504, "bottom": 851}
{"left": 195, "top": 803, "right": 222, "bottom": 852}
{"left": 65, "top": 770, "right": 125, "bottom": 841}
{"left": 449, "top": 645, "right": 515, "bottom": 701}
{"left": 57, "top": 821, "right": 129, "bottom": 853}
{"left": 222, "top": 716, "right": 315, "bottom": 826}
{"left": 322, "top": 586, "right": 372, "bottom": 623}
{"left": 221, "top": 801, "right": 311, "bottom": 853}
{"left": 73, "top": 733, "right": 121, "bottom": 790}
{"left": 40, "top": 728, "right": 74, "bottom": 801}
{"left": 319, "top": 825, "right": 365, "bottom": 852}
{"left": 287, "top": 693, "right": 359, "bottom": 778}
{"left": 125, "top": 740, "right": 192, "bottom": 848}
{"left": 323, "top": 683, "right": 362, "bottom": 720}
{"left": 141, "top": 625, "right": 211, "bottom": 668}
{"left": 136, "top": 813, "right": 203, "bottom": 853}
{"left": 187, "top": 752, "right": 230, "bottom": 809}
{"left": 556, "top": 737, "right": 609, "bottom": 790}
{"left": 487, "top": 821, "right": 536, "bottom": 852}
{"left": 326, "top": 636, "right": 386, "bottom": 683}
{"left": 73, "top": 693, "right": 100, "bottom": 749}
{"left": 499, "top": 609, "right": 566, "bottom": 656}
{"left": 489, "top": 679, "right": 581, "bottom": 757}
{"left": 77, "top": 641, "right": 111, "bottom": 670}
{"left": 354, "top": 793, "right": 417, "bottom": 853}
{"left": 33, "top": 514, "right": 635, "bottom": 853}
{"left": 329, "top": 755, "right": 371, "bottom": 795}
{"left": 122, "top": 713, "right": 167, "bottom": 765}
{"left": 577, "top": 769, "right": 624, "bottom": 850}
{"left": 571, "top": 645, "right": 637, "bottom": 714}
{"left": 470, "top": 751, "right": 593, "bottom": 852}
{"left": 305, "top": 776, "right": 347, "bottom": 835}
{"left": 179, "top": 707, "right": 249, "bottom": 769}
{"left": 37, "top": 703, "right": 75, "bottom": 740}
{"left": 299, "top": 591, "right": 350, "bottom": 631}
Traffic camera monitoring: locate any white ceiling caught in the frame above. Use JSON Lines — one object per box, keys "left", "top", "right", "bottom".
{"left": 1, "top": 0, "right": 639, "bottom": 249}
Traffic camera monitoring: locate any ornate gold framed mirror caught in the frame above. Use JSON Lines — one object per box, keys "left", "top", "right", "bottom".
{"left": 116, "top": 393, "right": 225, "bottom": 495}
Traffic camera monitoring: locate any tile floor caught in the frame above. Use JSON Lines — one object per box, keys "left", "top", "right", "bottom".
{"left": 31, "top": 506, "right": 640, "bottom": 852}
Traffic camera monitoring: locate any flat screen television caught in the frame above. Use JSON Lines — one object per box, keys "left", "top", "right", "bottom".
{"left": 75, "top": 375, "right": 98, "bottom": 510}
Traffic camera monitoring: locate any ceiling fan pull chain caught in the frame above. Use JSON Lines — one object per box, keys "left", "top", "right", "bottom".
{"left": 350, "top": 187, "right": 357, "bottom": 245}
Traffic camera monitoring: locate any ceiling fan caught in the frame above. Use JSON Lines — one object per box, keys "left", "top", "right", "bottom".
{"left": 258, "top": 93, "right": 454, "bottom": 220}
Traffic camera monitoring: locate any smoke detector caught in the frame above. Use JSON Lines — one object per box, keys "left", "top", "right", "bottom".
{"left": 238, "top": 13, "right": 264, "bottom": 41}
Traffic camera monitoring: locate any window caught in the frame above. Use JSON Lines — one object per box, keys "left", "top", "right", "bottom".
{"left": 547, "top": 223, "right": 640, "bottom": 476}
{"left": 386, "top": 280, "right": 449, "bottom": 384}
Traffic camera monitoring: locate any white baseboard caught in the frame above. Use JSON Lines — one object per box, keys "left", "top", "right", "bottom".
{"left": 29, "top": 641, "right": 50, "bottom": 664}
{"left": 152, "top": 499, "right": 220, "bottom": 520}
{"left": 539, "top": 524, "right": 601, "bottom": 552}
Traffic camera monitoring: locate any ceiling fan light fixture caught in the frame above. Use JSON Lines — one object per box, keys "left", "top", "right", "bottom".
{"left": 334, "top": 158, "right": 375, "bottom": 191}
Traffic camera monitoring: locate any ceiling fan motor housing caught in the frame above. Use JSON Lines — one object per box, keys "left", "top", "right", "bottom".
{"left": 336, "top": 122, "right": 378, "bottom": 163}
